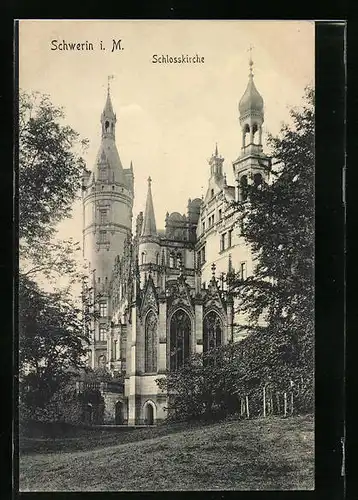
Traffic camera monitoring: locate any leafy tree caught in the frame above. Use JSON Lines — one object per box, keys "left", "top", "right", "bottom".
{"left": 232, "top": 86, "right": 314, "bottom": 397}
{"left": 19, "top": 90, "right": 88, "bottom": 245}
{"left": 19, "top": 276, "right": 89, "bottom": 412}
{"left": 158, "top": 88, "right": 315, "bottom": 422}
{"left": 18, "top": 90, "right": 92, "bottom": 421}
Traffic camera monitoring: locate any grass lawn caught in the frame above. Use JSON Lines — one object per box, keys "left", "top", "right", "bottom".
{"left": 19, "top": 415, "right": 314, "bottom": 491}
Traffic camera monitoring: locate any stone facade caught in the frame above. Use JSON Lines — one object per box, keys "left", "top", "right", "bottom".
{"left": 82, "top": 62, "right": 271, "bottom": 424}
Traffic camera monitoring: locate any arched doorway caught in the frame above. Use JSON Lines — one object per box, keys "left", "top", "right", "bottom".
{"left": 115, "top": 401, "right": 123, "bottom": 425}
{"left": 144, "top": 402, "right": 154, "bottom": 425}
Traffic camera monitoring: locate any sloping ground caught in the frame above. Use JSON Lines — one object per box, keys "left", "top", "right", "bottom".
{"left": 19, "top": 415, "right": 314, "bottom": 491}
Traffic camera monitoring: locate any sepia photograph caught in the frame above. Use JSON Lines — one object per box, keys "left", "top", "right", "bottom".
{"left": 18, "top": 19, "right": 315, "bottom": 491}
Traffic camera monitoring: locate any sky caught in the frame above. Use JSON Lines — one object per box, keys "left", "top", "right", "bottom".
{"left": 19, "top": 20, "right": 314, "bottom": 272}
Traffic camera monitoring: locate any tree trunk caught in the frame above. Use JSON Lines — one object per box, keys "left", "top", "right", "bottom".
{"left": 284, "top": 392, "right": 287, "bottom": 417}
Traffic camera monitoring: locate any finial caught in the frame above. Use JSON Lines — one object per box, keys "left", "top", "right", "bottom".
{"left": 107, "top": 75, "right": 115, "bottom": 94}
{"left": 248, "top": 45, "right": 254, "bottom": 76}
{"left": 215, "top": 142, "right": 218, "bottom": 156}
{"left": 211, "top": 262, "right": 216, "bottom": 277}
{"left": 148, "top": 176, "right": 152, "bottom": 186}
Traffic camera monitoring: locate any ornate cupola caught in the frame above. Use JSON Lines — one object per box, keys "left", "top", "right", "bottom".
{"left": 238, "top": 57, "right": 264, "bottom": 151}
{"left": 232, "top": 54, "right": 271, "bottom": 202}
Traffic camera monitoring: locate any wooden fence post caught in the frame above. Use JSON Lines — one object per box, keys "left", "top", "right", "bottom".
{"left": 245, "top": 395, "right": 250, "bottom": 419}
{"left": 263, "top": 385, "right": 266, "bottom": 418}
{"left": 276, "top": 392, "right": 280, "bottom": 415}
{"left": 290, "top": 391, "right": 294, "bottom": 415}
{"left": 290, "top": 380, "right": 294, "bottom": 415}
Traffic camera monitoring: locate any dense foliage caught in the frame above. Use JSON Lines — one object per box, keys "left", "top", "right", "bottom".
{"left": 157, "top": 339, "right": 312, "bottom": 422}
{"left": 157, "top": 87, "right": 314, "bottom": 422}
{"left": 19, "top": 90, "right": 88, "bottom": 244}
{"left": 18, "top": 91, "right": 91, "bottom": 422}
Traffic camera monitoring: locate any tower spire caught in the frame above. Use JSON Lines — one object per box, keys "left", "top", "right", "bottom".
{"left": 141, "top": 176, "right": 157, "bottom": 237}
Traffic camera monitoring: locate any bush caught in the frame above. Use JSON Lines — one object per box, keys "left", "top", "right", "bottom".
{"left": 157, "top": 339, "right": 314, "bottom": 423}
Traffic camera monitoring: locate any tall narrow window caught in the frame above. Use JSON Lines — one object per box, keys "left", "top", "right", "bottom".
{"left": 99, "top": 168, "right": 107, "bottom": 181}
{"left": 203, "top": 311, "right": 223, "bottom": 353}
{"left": 141, "top": 252, "right": 146, "bottom": 265}
{"left": 254, "top": 173, "right": 263, "bottom": 187}
{"left": 99, "top": 231, "right": 107, "bottom": 243}
{"left": 202, "top": 221, "right": 205, "bottom": 233}
{"left": 240, "top": 262, "right": 247, "bottom": 280}
{"left": 99, "top": 303, "right": 107, "bottom": 317}
{"left": 100, "top": 209, "right": 108, "bottom": 224}
{"left": 177, "top": 252, "right": 182, "bottom": 269}
{"left": 240, "top": 175, "right": 248, "bottom": 201}
{"left": 220, "top": 233, "right": 226, "bottom": 252}
{"left": 170, "top": 310, "right": 191, "bottom": 371}
{"left": 228, "top": 229, "right": 233, "bottom": 248}
{"left": 99, "top": 326, "right": 107, "bottom": 341}
{"left": 218, "top": 209, "right": 222, "bottom": 220}
{"left": 145, "top": 311, "right": 158, "bottom": 373}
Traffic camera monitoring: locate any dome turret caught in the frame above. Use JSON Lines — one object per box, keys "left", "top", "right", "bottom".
{"left": 239, "top": 59, "right": 264, "bottom": 119}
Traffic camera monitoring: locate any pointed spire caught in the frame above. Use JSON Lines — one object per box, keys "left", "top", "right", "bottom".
{"left": 215, "top": 142, "right": 218, "bottom": 157}
{"left": 141, "top": 176, "right": 157, "bottom": 237}
{"left": 103, "top": 90, "right": 115, "bottom": 118}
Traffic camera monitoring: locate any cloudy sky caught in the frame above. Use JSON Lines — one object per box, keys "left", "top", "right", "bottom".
{"left": 19, "top": 20, "right": 314, "bottom": 249}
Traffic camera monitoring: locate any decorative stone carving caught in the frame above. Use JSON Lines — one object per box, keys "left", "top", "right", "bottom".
{"left": 140, "top": 276, "right": 159, "bottom": 316}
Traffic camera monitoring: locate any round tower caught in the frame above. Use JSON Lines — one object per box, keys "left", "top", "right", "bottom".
{"left": 82, "top": 84, "right": 134, "bottom": 368}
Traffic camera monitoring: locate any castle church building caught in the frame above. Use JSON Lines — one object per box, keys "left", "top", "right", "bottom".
{"left": 82, "top": 59, "right": 271, "bottom": 425}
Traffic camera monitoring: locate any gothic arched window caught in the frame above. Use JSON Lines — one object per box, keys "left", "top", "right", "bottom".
{"left": 254, "top": 173, "right": 263, "bottom": 188}
{"left": 170, "top": 310, "right": 191, "bottom": 371}
{"left": 203, "top": 311, "right": 223, "bottom": 353}
{"left": 252, "top": 122, "right": 258, "bottom": 142}
{"left": 240, "top": 175, "right": 248, "bottom": 201}
{"left": 145, "top": 311, "right": 158, "bottom": 373}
